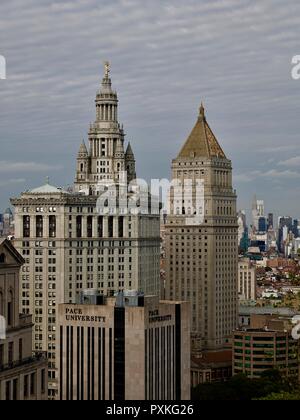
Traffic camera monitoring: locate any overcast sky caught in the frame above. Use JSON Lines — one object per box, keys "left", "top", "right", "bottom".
{"left": 1, "top": 0, "right": 300, "bottom": 222}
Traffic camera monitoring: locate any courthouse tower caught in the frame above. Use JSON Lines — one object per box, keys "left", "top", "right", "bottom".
{"left": 75, "top": 62, "right": 136, "bottom": 194}
{"left": 165, "top": 104, "right": 238, "bottom": 353}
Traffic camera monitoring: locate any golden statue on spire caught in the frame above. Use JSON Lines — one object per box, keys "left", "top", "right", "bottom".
{"left": 104, "top": 61, "right": 110, "bottom": 78}
{"left": 199, "top": 102, "right": 205, "bottom": 118}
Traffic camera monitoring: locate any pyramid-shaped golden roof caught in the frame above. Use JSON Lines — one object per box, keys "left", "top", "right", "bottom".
{"left": 178, "top": 104, "right": 226, "bottom": 159}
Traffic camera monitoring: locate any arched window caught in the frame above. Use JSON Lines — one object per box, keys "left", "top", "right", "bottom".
{"left": 0, "top": 254, "right": 5, "bottom": 263}
{"left": 49, "top": 216, "right": 56, "bottom": 238}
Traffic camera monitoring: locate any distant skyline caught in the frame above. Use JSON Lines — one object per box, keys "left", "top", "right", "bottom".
{"left": 1, "top": 0, "right": 300, "bottom": 218}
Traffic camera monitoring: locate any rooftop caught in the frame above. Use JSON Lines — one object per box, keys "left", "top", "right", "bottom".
{"left": 27, "top": 182, "right": 70, "bottom": 195}
{"left": 177, "top": 104, "right": 226, "bottom": 159}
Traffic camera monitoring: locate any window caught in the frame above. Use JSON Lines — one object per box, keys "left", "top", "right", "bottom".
{"left": 24, "top": 375, "right": 29, "bottom": 399}
{"left": 0, "top": 344, "right": 4, "bottom": 367}
{"left": 23, "top": 216, "right": 30, "bottom": 238}
{"left": 7, "top": 291, "right": 13, "bottom": 327}
{"left": 19, "top": 339, "right": 23, "bottom": 362}
{"left": 30, "top": 373, "right": 36, "bottom": 396}
{"left": 41, "top": 369, "right": 46, "bottom": 393}
{"left": 13, "top": 379, "right": 18, "bottom": 400}
{"left": 0, "top": 253, "right": 5, "bottom": 264}
{"left": 36, "top": 216, "right": 43, "bottom": 238}
{"left": 87, "top": 216, "right": 93, "bottom": 238}
{"left": 8, "top": 342, "right": 14, "bottom": 364}
{"left": 49, "top": 216, "right": 56, "bottom": 238}
{"left": 76, "top": 216, "right": 82, "bottom": 238}
{"left": 6, "top": 381, "right": 11, "bottom": 400}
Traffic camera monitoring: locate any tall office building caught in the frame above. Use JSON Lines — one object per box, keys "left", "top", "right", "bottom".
{"left": 237, "top": 210, "right": 247, "bottom": 248}
{"left": 238, "top": 258, "right": 256, "bottom": 301}
{"left": 278, "top": 217, "right": 293, "bottom": 253}
{"left": 0, "top": 208, "right": 14, "bottom": 238}
{"left": 252, "top": 196, "right": 264, "bottom": 231}
{"left": 57, "top": 291, "right": 190, "bottom": 401}
{"left": 11, "top": 64, "right": 161, "bottom": 398}
{"left": 267, "top": 213, "right": 274, "bottom": 230}
{"left": 0, "top": 239, "right": 47, "bottom": 400}
{"left": 293, "top": 219, "right": 299, "bottom": 238}
{"left": 258, "top": 217, "right": 267, "bottom": 233}
{"left": 165, "top": 104, "right": 238, "bottom": 353}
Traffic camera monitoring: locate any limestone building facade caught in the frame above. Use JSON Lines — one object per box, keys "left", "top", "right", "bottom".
{"left": 165, "top": 104, "right": 238, "bottom": 353}
{"left": 57, "top": 291, "right": 190, "bottom": 400}
{"left": 11, "top": 64, "right": 161, "bottom": 398}
{"left": 74, "top": 61, "right": 136, "bottom": 194}
{"left": 238, "top": 257, "right": 256, "bottom": 301}
{"left": 0, "top": 239, "right": 47, "bottom": 400}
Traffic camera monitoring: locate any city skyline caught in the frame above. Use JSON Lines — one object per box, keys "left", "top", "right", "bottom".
{"left": 1, "top": 1, "right": 300, "bottom": 403}
{"left": 1, "top": 0, "right": 300, "bottom": 217}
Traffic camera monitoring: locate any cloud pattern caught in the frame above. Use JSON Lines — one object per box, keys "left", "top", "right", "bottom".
{"left": 0, "top": 0, "right": 300, "bottom": 219}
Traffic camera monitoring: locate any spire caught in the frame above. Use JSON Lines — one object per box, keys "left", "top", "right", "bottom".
{"left": 101, "top": 60, "right": 113, "bottom": 93}
{"left": 199, "top": 102, "right": 205, "bottom": 120}
{"left": 104, "top": 61, "right": 110, "bottom": 78}
{"left": 177, "top": 103, "right": 226, "bottom": 159}
{"left": 125, "top": 142, "right": 135, "bottom": 158}
{"left": 252, "top": 195, "right": 257, "bottom": 210}
{"left": 115, "top": 140, "right": 125, "bottom": 159}
{"left": 78, "top": 140, "right": 88, "bottom": 158}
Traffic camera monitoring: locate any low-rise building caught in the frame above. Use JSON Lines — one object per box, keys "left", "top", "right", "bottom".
{"left": 233, "top": 314, "right": 299, "bottom": 379}
{"left": 191, "top": 350, "right": 232, "bottom": 387}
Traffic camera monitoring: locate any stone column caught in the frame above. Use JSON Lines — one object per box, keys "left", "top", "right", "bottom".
{"left": 103, "top": 216, "right": 108, "bottom": 237}
{"left": 30, "top": 216, "right": 36, "bottom": 238}
{"left": 81, "top": 216, "right": 87, "bottom": 239}
{"left": 113, "top": 216, "right": 118, "bottom": 238}
{"left": 92, "top": 216, "right": 98, "bottom": 238}
{"left": 44, "top": 216, "right": 49, "bottom": 238}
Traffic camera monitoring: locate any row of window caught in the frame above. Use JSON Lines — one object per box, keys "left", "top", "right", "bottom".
{"left": 4, "top": 370, "right": 46, "bottom": 400}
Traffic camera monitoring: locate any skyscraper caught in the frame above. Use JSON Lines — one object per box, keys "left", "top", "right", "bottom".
{"left": 258, "top": 216, "right": 267, "bottom": 233}
{"left": 267, "top": 213, "right": 274, "bottom": 230}
{"left": 11, "top": 63, "right": 161, "bottom": 398}
{"left": 252, "top": 196, "right": 265, "bottom": 231}
{"left": 278, "top": 216, "right": 293, "bottom": 253}
{"left": 165, "top": 104, "right": 238, "bottom": 353}
{"left": 237, "top": 210, "right": 247, "bottom": 247}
